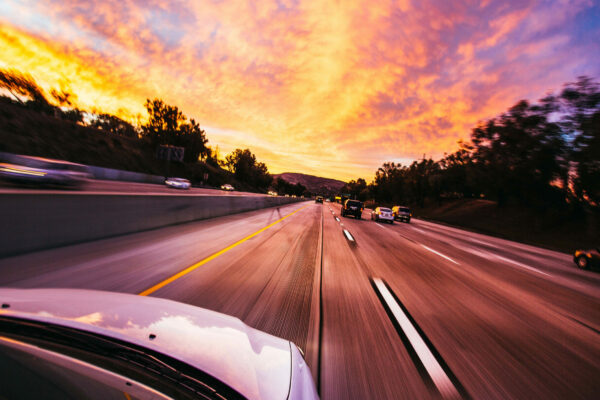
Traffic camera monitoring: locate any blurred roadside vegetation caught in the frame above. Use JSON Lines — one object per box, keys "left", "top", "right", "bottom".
{"left": 344, "top": 76, "right": 599, "bottom": 252}
{"left": 0, "top": 68, "right": 306, "bottom": 195}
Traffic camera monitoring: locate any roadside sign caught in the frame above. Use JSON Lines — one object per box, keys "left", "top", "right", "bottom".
{"left": 156, "top": 145, "right": 185, "bottom": 162}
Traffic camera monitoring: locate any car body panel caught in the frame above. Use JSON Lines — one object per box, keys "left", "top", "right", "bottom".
{"left": 220, "top": 184, "right": 235, "bottom": 191}
{"left": 0, "top": 156, "right": 91, "bottom": 187}
{"left": 165, "top": 177, "right": 191, "bottom": 190}
{"left": 0, "top": 288, "right": 304, "bottom": 400}
{"left": 372, "top": 207, "right": 394, "bottom": 222}
{"left": 341, "top": 200, "right": 363, "bottom": 218}
{"left": 392, "top": 206, "right": 411, "bottom": 222}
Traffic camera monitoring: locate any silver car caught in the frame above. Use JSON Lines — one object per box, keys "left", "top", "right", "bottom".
{"left": 0, "top": 288, "right": 319, "bottom": 400}
{"left": 0, "top": 155, "right": 91, "bottom": 188}
{"left": 371, "top": 207, "right": 394, "bottom": 224}
{"left": 165, "top": 177, "right": 191, "bottom": 190}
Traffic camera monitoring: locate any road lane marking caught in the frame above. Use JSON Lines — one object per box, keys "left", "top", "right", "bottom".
{"left": 421, "top": 245, "right": 459, "bottom": 265}
{"left": 466, "top": 237, "right": 499, "bottom": 249}
{"left": 138, "top": 204, "right": 310, "bottom": 296}
{"left": 343, "top": 229, "right": 355, "bottom": 242}
{"left": 375, "top": 223, "right": 387, "bottom": 230}
{"left": 335, "top": 217, "right": 340, "bottom": 222}
{"left": 411, "top": 227, "right": 427, "bottom": 234}
{"left": 493, "top": 254, "right": 550, "bottom": 276}
{"left": 454, "top": 245, "right": 550, "bottom": 277}
{"left": 372, "top": 278, "right": 461, "bottom": 399}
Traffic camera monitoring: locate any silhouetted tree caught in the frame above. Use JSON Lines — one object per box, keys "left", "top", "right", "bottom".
{"left": 0, "top": 68, "right": 48, "bottom": 106}
{"left": 91, "top": 113, "right": 139, "bottom": 138}
{"left": 142, "top": 98, "right": 209, "bottom": 162}
{"left": 559, "top": 76, "right": 600, "bottom": 205}
{"left": 225, "top": 148, "right": 272, "bottom": 190}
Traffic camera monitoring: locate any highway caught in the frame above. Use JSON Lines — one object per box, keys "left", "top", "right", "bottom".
{"left": 0, "top": 179, "right": 266, "bottom": 196}
{"left": 0, "top": 201, "right": 598, "bottom": 399}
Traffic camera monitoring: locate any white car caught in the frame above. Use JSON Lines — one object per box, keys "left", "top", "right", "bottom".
{"left": 371, "top": 207, "right": 394, "bottom": 224}
{"left": 165, "top": 177, "right": 191, "bottom": 190}
{"left": 220, "top": 183, "right": 235, "bottom": 191}
{"left": 0, "top": 155, "right": 91, "bottom": 188}
{"left": 0, "top": 288, "right": 319, "bottom": 400}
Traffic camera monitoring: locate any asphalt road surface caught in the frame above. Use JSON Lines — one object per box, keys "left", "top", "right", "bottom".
{"left": 0, "top": 201, "right": 598, "bottom": 399}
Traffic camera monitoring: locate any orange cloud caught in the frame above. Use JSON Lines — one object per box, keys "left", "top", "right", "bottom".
{"left": 0, "top": 0, "right": 598, "bottom": 181}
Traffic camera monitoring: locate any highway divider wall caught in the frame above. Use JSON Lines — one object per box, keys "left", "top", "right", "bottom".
{"left": 1, "top": 194, "right": 305, "bottom": 257}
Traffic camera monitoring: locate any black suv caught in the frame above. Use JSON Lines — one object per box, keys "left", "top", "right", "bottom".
{"left": 341, "top": 199, "right": 363, "bottom": 219}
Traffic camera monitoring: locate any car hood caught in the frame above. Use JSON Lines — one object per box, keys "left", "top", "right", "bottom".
{"left": 0, "top": 288, "right": 292, "bottom": 400}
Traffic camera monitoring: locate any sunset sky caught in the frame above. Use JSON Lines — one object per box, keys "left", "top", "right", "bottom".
{"left": 1, "top": 1, "right": 599, "bottom": 181}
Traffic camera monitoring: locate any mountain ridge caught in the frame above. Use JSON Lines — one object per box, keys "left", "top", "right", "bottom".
{"left": 273, "top": 172, "right": 346, "bottom": 195}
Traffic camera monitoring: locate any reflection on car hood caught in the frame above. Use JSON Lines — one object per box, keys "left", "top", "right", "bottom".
{"left": 0, "top": 288, "right": 292, "bottom": 400}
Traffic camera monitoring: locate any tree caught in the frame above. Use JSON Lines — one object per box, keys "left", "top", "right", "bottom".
{"left": 559, "top": 76, "right": 600, "bottom": 205}
{"left": 470, "top": 99, "right": 567, "bottom": 208}
{"left": 0, "top": 68, "right": 48, "bottom": 106}
{"left": 143, "top": 98, "right": 186, "bottom": 145}
{"left": 342, "top": 178, "right": 368, "bottom": 201}
{"left": 91, "top": 113, "right": 139, "bottom": 138}
{"left": 142, "top": 98, "right": 209, "bottom": 162}
{"left": 224, "top": 148, "right": 272, "bottom": 190}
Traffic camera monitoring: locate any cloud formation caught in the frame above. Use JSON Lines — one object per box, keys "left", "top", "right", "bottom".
{"left": 0, "top": 0, "right": 598, "bottom": 180}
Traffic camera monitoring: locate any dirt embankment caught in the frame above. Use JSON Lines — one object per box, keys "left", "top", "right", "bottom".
{"left": 412, "top": 198, "right": 597, "bottom": 253}
{"left": 0, "top": 98, "right": 241, "bottom": 189}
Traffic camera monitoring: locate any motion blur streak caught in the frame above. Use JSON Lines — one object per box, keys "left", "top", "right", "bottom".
{"left": 0, "top": 202, "right": 598, "bottom": 398}
{"left": 138, "top": 203, "right": 310, "bottom": 296}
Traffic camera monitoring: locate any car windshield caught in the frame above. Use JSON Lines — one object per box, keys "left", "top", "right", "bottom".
{"left": 399, "top": 207, "right": 410, "bottom": 212}
{"left": 347, "top": 201, "right": 361, "bottom": 207}
{"left": 380, "top": 208, "right": 392, "bottom": 212}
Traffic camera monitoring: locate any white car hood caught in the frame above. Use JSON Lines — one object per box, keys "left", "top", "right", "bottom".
{"left": 0, "top": 288, "right": 292, "bottom": 400}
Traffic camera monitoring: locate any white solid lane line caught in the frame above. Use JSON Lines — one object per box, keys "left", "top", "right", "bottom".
{"left": 421, "top": 245, "right": 459, "bottom": 265}
{"left": 372, "top": 278, "right": 460, "bottom": 399}
{"left": 343, "top": 229, "right": 355, "bottom": 241}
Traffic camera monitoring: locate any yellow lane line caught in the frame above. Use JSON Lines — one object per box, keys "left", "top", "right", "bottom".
{"left": 138, "top": 203, "right": 311, "bottom": 296}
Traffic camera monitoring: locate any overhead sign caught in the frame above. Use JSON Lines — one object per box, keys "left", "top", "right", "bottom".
{"left": 156, "top": 145, "right": 185, "bottom": 162}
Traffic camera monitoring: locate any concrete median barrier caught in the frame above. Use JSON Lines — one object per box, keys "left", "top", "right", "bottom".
{"left": 1, "top": 193, "right": 305, "bottom": 257}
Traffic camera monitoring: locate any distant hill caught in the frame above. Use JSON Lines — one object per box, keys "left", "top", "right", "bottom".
{"left": 273, "top": 172, "right": 346, "bottom": 195}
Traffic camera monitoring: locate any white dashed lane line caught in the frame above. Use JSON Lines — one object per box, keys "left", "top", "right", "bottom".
{"left": 421, "top": 245, "right": 459, "bottom": 265}
{"left": 372, "top": 278, "right": 461, "bottom": 399}
{"left": 453, "top": 244, "right": 550, "bottom": 276}
{"left": 343, "top": 229, "right": 355, "bottom": 242}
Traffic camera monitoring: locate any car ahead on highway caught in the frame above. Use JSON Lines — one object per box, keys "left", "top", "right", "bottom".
{"left": 573, "top": 248, "right": 600, "bottom": 270}
{"left": 392, "top": 206, "right": 412, "bottom": 223}
{"left": 315, "top": 196, "right": 323, "bottom": 203}
{"left": 0, "top": 155, "right": 91, "bottom": 188}
{"left": 341, "top": 199, "right": 363, "bottom": 219}
{"left": 371, "top": 207, "right": 394, "bottom": 224}
{"left": 220, "top": 183, "right": 235, "bottom": 191}
{"left": 165, "top": 177, "right": 191, "bottom": 190}
{"left": 0, "top": 288, "right": 319, "bottom": 400}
